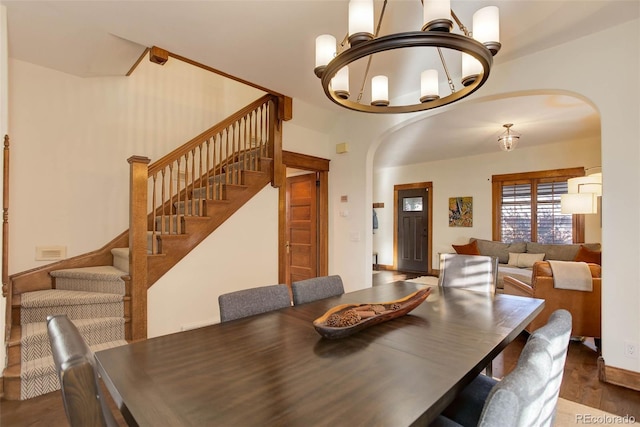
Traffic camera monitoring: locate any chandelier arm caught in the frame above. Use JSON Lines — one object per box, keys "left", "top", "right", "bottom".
{"left": 437, "top": 47, "right": 456, "bottom": 94}
{"left": 450, "top": 10, "right": 470, "bottom": 36}
{"left": 320, "top": 32, "right": 492, "bottom": 113}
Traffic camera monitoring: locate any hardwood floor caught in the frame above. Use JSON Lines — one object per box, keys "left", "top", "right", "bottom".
{"left": 2, "top": 270, "right": 639, "bottom": 426}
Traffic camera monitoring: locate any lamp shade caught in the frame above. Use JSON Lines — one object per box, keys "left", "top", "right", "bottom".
{"left": 331, "top": 66, "right": 350, "bottom": 99}
{"left": 561, "top": 193, "right": 597, "bottom": 214}
{"left": 473, "top": 6, "right": 500, "bottom": 54}
{"left": 423, "top": 0, "right": 452, "bottom": 31}
{"left": 349, "top": 0, "right": 374, "bottom": 44}
{"left": 315, "top": 35, "right": 336, "bottom": 69}
{"left": 461, "top": 53, "right": 481, "bottom": 86}
{"left": 371, "top": 75, "right": 389, "bottom": 106}
{"left": 567, "top": 174, "right": 602, "bottom": 196}
{"left": 420, "top": 69, "right": 439, "bottom": 102}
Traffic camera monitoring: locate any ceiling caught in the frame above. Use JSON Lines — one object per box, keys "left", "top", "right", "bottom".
{"left": 3, "top": 1, "right": 638, "bottom": 168}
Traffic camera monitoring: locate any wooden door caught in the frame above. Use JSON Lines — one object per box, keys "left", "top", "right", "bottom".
{"left": 285, "top": 173, "right": 318, "bottom": 285}
{"left": 397, "top": 187, "right": 429, "bottom": 273}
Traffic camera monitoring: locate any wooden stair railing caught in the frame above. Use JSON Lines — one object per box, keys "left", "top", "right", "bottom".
{"left": 128, "top": 94, "right": 286, "bottom": 340}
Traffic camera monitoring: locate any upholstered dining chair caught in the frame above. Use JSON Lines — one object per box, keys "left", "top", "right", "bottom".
{"left": 291, "top": 275, "right": 345, "bottom": 305}
{"left": 432, "top": 309, "right": 573, "bottom": 427}
{"left": 218, "top": 284, "right": 291, "bottom": 322}
{"left": 46, "top": 314, "right": 119, "bottom": 427}
{"left": 438, "top": 253, "right": 499, "bottom": 294}
{"left": 439, "top": 253, "right": 499, "bottom": 375}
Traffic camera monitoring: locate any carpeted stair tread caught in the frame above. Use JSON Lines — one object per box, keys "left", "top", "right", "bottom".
{"left": 50, "top": 265, "right": 126, "bottom": 295}
{"left": 50, "top": 265, "right": 126, "bottom": 281}
{"left": 21, "top": 289, "right": 122, "bottom": 308}
{"left": 21, "top": 317, "right": 125, "bottom": 363}
{"left": 111, "top": 247, "right": 131, "bottom": 273}
{"left": 19, "top": 339, "right": 128, "bottom": 400}
{"left": 20, "top": 290, "right": 124, "bottom": 324}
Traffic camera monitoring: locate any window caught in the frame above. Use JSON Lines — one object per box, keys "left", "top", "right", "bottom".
{"left": 492, "top": 168, "right": 585, "bottom": 243}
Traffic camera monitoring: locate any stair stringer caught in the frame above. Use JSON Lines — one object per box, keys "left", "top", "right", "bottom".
{"left": 147, "top": 165, "right": 273, "bottom": 286}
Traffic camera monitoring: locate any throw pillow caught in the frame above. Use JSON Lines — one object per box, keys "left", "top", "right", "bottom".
{"left": 574, "top": 245, "right": 602, "bottom": 265}
{"left": 452, "top": 241, "right": 481, "bottom": 255}
{"left": 508, "top": 252, "right": 546, "bottom": 268}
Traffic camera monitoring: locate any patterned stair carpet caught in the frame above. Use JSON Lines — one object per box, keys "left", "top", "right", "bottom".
{"left": 18, "top": 264, "right": 128, "bottom": 399}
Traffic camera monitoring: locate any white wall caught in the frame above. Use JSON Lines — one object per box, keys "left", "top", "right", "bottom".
{"left": 373, "top": 137, "right": 602, "bottom": 268}
{"left": 8, "top": 56, "right": 263, "bottom": 274}
{"left": 148, "top": 186, "right": 279, "bottom": 337}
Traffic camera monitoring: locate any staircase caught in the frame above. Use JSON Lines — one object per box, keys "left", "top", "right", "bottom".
{"left": 2, "top": 91, "right": 286, "bottom": 400}
{"left": 4, "top": 155, "right": 273, "bottom": 400}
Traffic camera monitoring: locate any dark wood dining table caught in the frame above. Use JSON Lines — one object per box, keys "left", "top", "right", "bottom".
{"left": 95, "top": 281, "right": 544, "bottom": 427}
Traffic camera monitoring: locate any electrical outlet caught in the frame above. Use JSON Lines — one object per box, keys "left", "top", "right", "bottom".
{"left": 624, "top": 341, "right": 638, "bottom": 358}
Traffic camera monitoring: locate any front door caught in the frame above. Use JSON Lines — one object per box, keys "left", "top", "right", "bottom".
{"left": 285, "top": 173, "right": 318, "bottom": 284}
{"left": 397, "top": 187, "right": 430, "bottom": 273}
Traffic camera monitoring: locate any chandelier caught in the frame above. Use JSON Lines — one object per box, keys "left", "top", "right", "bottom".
{"left": 314, "top": 0, "right": 501, "bottom": 114}
{"left": 498, "top": 123, "right": 520, "bottom": 152}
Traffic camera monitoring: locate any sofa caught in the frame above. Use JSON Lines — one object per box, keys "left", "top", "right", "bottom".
{"left": 502, "top": 261, "right": 601, "bottom": 340}
{"left": 452, "top": 238, "right": 601, "bottom": 291}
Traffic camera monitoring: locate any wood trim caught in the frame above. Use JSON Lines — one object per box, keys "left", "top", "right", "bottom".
{"left": 282, "top": 151, "right": 330, "bottom": 171}
{"left": 492, "top": 167, "right": 585, "bottom": 182}
{"left": 373, "top": 203, "right": 384, "bottom": 208}
{"left": 165, "top": 49, "right": 285, "bottom": 100}
{"left": 149, "top": 46, "right": 168, "bottom": 65}
{"left": 598, "top": 356, "right": 640, "bottom": 391}
{"left": 279, "top": 153, "right": 330, "bottom": 285}
{"left": 393, "top": 182, "right": 434, "bottom": 274}
{"left": 126, "top": 47, "right": 150, "bottom": 76}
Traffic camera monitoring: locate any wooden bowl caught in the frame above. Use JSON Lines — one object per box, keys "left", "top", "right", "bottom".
{"left": 312, "top": 287, "right": 432, "bottom": 339}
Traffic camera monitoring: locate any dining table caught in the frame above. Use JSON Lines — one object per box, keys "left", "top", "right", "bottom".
{"left": 95, "top": 281, "right": 544, "bottom": 427}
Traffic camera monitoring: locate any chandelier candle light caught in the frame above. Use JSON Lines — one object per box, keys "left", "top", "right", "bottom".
{"left": 314, "top": 0, "right": 501, "bottom": 113}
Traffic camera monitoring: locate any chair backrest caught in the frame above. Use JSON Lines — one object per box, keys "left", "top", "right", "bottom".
{"left": 218, "top": 284, "right": 291, "bottom": 322}
{"left": 478, "top": 309, "right": 572, "bottom": 427}
{"left": 46, "top": 314, "right": 118, "bottom": 427}
{"left": 291, "top": 275, "right": 345, "bottom": 305}
{"left": 438, "top": 253, "right": 498, "bottom": 293}
{"left": 530, "top": 309, "right": 573, "bottom": 426}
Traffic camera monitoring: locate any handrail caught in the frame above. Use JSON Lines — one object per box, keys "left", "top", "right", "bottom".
{"left": 3, "top": 134, "right": 10, "bottom": 340}
{"left": 149, "top": 94, "right": 277, "bottom": 176}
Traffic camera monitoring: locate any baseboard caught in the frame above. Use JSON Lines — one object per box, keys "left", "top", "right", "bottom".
{"left": 0, "top": 375, "right": 4, "bottom": 399}
{"left": 598, "top": 356, "right": 640, "bottom": 391}
{"left": 376, "top": 264, "right": 394, "bottom": 271}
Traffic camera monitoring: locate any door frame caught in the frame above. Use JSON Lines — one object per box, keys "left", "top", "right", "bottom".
{"left": 393, "top": 182, "right": 434, "bottom": 274}
{"left": 279, "top": 151, "right": 329, "bottom": 285}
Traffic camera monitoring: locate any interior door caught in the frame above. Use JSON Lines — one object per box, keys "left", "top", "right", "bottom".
{"left": 285, "top": 173, "right": 318, "bottom": 285}
{"left": 397, "top": 187, "right": 429, "bottom": 273}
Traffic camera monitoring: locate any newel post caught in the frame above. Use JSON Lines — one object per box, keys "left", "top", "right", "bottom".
{"left": 128, "top": 155, "right": 150, "bottom": 340}
{"left": 269, "top": 98, "right": 284, "bottom": 188}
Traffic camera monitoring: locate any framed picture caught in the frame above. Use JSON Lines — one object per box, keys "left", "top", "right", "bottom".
{"left": 449, "top": 197, "right": 473, "bottom": 227}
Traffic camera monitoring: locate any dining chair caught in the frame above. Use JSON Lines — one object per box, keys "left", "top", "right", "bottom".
{"left": 218, "top": 284, "right": 291, "bottom": 322}
{"left": 291, "top": 275, "right": 345, "bottom": 305}
{"left": 433, "top": 309, "right": 573, "bottom": 427}
{"left": 439, "top": 253, "right": 499, "bottom": 376}
{"left": 46, "top": 314, "right": 119, "bottom": 427}
{"left": 438, "top": 253, "right": 499, "bottom": 294}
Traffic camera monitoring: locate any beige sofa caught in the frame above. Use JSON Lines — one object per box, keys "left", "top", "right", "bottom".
{"left": 463, "top": 238, "right": 601, "bottom": 290}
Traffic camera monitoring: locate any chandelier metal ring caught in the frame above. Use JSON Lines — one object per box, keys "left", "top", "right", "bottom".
{"left": 319, "top": 31, "right": 493, "bottom": 114}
